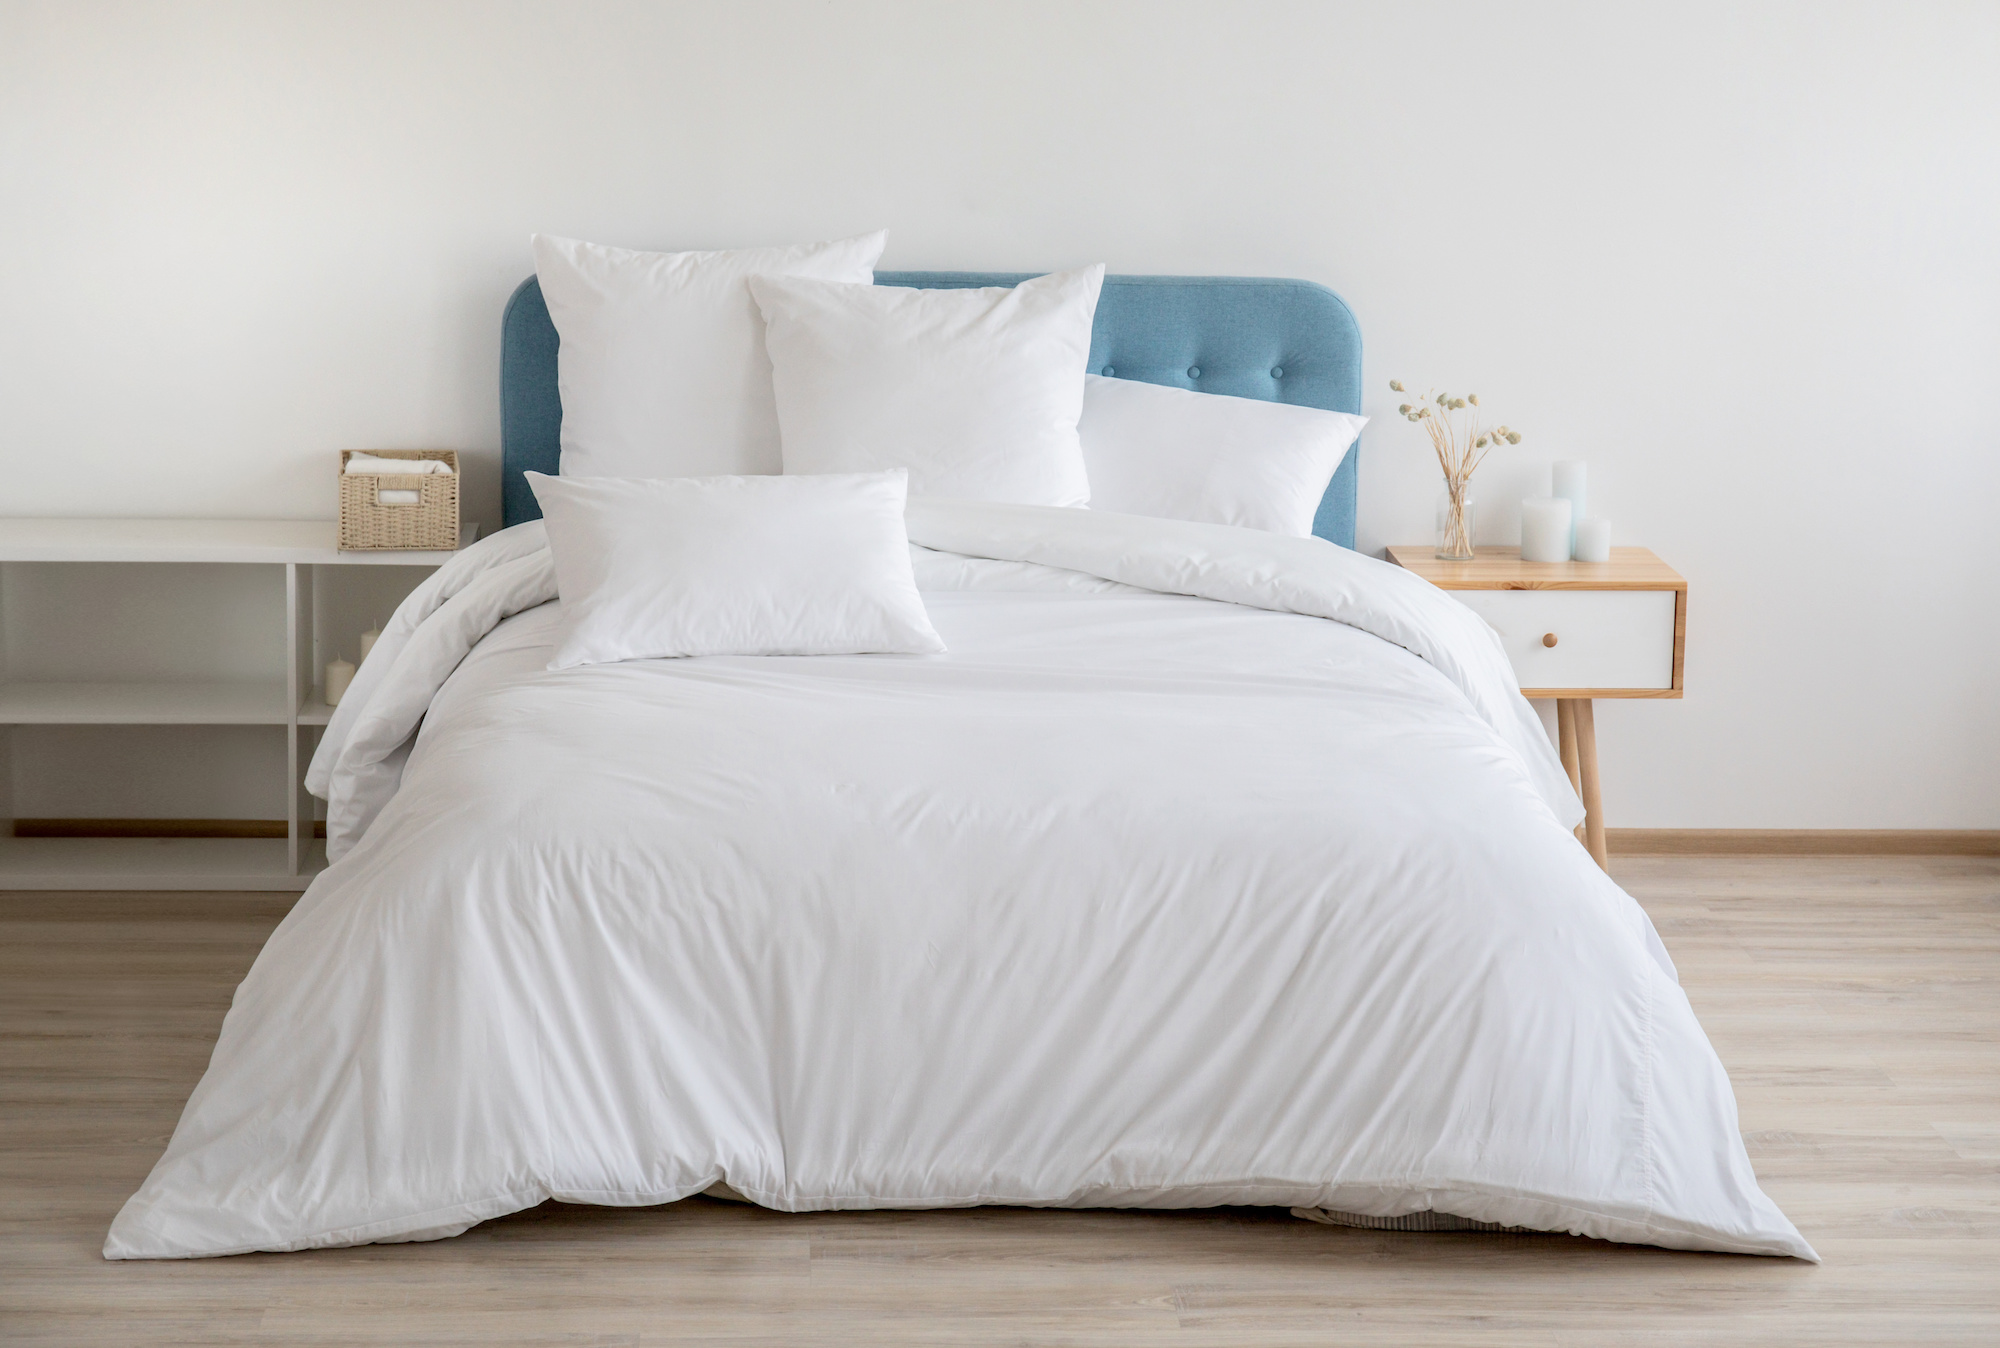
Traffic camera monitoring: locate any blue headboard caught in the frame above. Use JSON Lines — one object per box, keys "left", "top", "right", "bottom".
{"left": 501, "top": 271, "right": 1362, "bottom": 546}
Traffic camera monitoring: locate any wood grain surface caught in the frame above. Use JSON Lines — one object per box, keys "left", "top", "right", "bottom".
{"left": 3, "top": 857, "right": 1996, "bottom": 1345}
{"left": 1385, "top": 545, "right": 1686, "bottom": 591}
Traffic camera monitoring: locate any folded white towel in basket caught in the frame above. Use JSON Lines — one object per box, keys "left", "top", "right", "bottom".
{"left": 345, "top": 454, "right": 454, "bottom": 476}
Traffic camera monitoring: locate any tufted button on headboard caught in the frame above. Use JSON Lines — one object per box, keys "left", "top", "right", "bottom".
{"left": 501, "top": 270, "right": 1363, "bottom": 546}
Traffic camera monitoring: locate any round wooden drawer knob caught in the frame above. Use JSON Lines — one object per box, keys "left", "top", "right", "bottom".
{"left": 1542, "top": 632, "right": 1559, "bottom": 648}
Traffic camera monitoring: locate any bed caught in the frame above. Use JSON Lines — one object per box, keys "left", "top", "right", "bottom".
{"left": 104, "top": 271, "right": 1812, "bottom": 1261}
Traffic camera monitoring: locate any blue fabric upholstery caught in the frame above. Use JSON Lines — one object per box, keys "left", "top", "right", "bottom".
{"left": 501, "top": 271, "right": 1362, "bottom": 546}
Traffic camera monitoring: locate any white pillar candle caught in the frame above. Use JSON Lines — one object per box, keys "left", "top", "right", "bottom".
{"left": 1551, "top": 460, "right": 1587, "bottom": 556}
{"left": 324, "top": 657, "right": 356, "bottom": 707}
{"left": 1520, "top": 496, "right": 1573, "bottom": 563}
{"left": 358, "top": 627, "right": 381, "bottom": 663}
{"left": 1574, "top": 517, "right": 1612, "bottom": 564}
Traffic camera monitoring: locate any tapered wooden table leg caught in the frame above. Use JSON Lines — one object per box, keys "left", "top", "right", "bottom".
{"left": 1571, "top": 698, "right": 1609, "bottom": 870}
{"left": 1556, "top": 699, "right": 1586, "bottom": 848}
{"left": 1556, "top": 700, "right": 1582, "bottom": 797}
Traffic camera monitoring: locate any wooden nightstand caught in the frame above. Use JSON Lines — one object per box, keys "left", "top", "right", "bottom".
{"left": 1386, "top": 545, "right": 1686, "bottom": 869}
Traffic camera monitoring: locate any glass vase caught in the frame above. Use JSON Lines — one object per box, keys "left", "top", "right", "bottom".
{"left": 1435, "top": 488, "right": 1475, "bottom": 561}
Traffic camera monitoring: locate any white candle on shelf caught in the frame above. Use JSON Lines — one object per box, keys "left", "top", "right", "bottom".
{"left": 1520, "top": 496, "right": 1573, "bottom": 563}
{"left": 1551, "top": 460, "right": 1587, "bottom": 556}
{"left": 1574, "top": 517, "right": 1612, "bottom": 564}
{"left": 324, "top": 657, "right": 356, "bottom": 707}
{"left": 358, "top": 626, "right": 381, "bottom": 663}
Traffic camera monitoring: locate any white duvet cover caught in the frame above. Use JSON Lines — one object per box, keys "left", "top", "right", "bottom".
{"left": 106, "top": 505, "right": 1813, "bottom": 1261}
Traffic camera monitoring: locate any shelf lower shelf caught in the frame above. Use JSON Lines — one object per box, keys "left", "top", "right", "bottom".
{"left": 0, "top": 681, "right": 356, "bottom": 726}
{"left": 0, "top": 680, "right": 298, "bottom": 726}
{"left": 0, "top": 836, "right": 325, "bottom": 890}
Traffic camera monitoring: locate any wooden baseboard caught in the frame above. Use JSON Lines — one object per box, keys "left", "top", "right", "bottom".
{"left": 1608, "top": 829, "right": 2000, "bottom": 856}
{"left": 12, "top": 819, "right": 328, "bottom": 840}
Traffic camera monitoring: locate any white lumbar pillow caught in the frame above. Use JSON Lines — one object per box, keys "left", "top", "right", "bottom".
{"left": 1078, "top": 375, "right": 1367, "bottom": 537}
{"left": 526, "top": 470, "right": 944, "bottom": 668}
{"left": 750, "top": 266, "right": 1104, "bottom": 507}
{"left": 534, "top": 231, "right": 887, "bottom": 480}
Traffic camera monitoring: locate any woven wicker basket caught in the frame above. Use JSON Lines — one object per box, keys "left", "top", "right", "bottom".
{"left": 338, "top": 450, "right": 460, "bottom": 551}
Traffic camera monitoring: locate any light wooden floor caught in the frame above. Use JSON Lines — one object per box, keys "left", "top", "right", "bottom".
{"left": 3, "top": 856, "right": 1996, "bottom": 1346}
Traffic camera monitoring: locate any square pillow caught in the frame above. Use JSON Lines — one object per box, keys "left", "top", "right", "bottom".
{"left": 526, "top": 470, "right": 944, "bottom": 667}
{"left": 750, "top": 266, "right": 1103, "bottom": 506}
{"left": 1078, "top": 375, "right": 1366, "bottom": 536}
{"left": 535, "top": 231, "right": 887, "bottom": 479}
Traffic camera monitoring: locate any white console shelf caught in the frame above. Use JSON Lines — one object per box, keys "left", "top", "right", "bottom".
{"left": 0, "top": 518, "right": 474, "bottom": 890}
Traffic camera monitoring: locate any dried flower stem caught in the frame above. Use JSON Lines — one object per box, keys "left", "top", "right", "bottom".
{"left": 1388, "top": 380, "right": 1521, "bottom": 561}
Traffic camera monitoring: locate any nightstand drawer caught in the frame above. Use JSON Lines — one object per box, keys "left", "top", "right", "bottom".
{"left": 1451, "top": 589, "right": 1677, "bottom": 693}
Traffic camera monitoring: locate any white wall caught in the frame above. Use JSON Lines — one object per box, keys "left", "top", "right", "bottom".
{"left": 1, "top": 0, "right": 1995, "bottom": 827}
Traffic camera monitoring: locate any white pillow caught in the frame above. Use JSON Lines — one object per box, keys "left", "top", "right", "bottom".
{"left": 1078, "top": 375, "right": 1367, "bottom": 536}
{"left": 750, "top": 266, "right": 1104, "bottom": 506}
{"left": 525, "top": 470, "right": 944, "bottom": 667}
{"left": 534, "top": 231, "right": 887, "bottom": 479}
